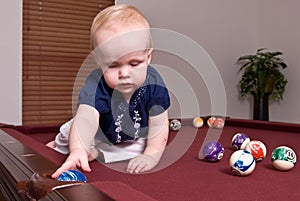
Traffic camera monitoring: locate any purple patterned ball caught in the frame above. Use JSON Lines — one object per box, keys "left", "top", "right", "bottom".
{"left": 231, "top": 133, "right": 250, "bottom": 150}
{"left": 202, "top": 141, "right": 225, "bottom": 162}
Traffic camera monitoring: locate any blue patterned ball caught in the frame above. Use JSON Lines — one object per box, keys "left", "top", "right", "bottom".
{"left": 229, "top": 150, "right": 256, "bottom": 176}
{"left": 57, "top": 170, "right": 87, "bottom": 182}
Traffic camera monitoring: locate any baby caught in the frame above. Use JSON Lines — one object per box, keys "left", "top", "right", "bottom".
{"left": 48, "top": 4, "right": 170, "bottom": 177}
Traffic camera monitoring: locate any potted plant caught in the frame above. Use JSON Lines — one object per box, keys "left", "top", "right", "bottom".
{"left": 237, "top": 48, "right": 288, "bottom": 121}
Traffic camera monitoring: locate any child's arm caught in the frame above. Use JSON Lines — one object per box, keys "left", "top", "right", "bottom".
{"left": 127, "top": 110, "right": 169, "bottom": 173}
{"left": 51, "top": 104, "right": 99, "bottom": 178}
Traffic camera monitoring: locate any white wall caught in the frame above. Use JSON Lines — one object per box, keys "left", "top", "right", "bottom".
{"left": 117, "top": 0, "right": 300, "bottom": 123}
{"left": 1, "top": 1, "right": 300, "bottom": 124}
{"left": 258, "top": 0, "right": 300, "bottom": 123}
{"left": 0, "top": 1, "right": 22, "bottom": 125}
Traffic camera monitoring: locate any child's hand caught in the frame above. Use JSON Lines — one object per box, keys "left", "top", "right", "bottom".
{"left": 51, "top": 148, "right": 91, "bottom": 178}
{"left": 127, "top": 154, "right": 158, "bottom": 174}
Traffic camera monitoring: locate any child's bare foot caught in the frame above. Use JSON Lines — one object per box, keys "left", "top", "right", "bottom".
{"left": 46, "top": 141, "right": 56, "bottom": 148}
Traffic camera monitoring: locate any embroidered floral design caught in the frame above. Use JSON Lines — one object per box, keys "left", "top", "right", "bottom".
{"left": 114, "top": 114, "right": 123, "bottom": 143}
{"left": 113, "top": 75, "right": 148, "bottom": 143}
{"left": 133, "top": 110, "right": 141, "bottom": 139}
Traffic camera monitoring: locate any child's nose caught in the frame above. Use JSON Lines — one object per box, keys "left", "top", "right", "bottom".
{"left": 119, "top": 65, "right": 131, "bottom": 78}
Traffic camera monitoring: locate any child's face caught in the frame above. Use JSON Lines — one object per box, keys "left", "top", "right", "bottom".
{"left": 94, "top": 28, "right": 152, "bottom": 97}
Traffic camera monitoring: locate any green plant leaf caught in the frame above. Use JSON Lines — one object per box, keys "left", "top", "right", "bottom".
{"left": 237, "top": 48, "right": 288, "bottom": 101}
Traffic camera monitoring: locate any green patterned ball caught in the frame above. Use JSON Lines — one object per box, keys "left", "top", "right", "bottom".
{"left": 271, "top": 146, "right": 297, "bottom": 171}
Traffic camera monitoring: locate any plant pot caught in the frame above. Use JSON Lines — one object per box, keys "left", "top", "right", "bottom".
{"left": 253, "top": 94, "right": 270, "bottom": 121}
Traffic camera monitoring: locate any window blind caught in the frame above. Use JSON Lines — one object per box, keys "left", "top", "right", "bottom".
{"left": 23, "top": 0, "right": 115, "bottom": 125}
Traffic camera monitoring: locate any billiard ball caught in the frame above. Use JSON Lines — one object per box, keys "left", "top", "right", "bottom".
{"left": 201, "top": 141, "right": 224, "bottom": 162}
{"left": 169, "top": 119, "right": 181, "bottom": 131}
{"left": 271, "top": 146, "right": 297, "bottom": 171}
{"left": 57, "top": 170, "right": 87, "bottom": 182}
{"left": 207, "top": 117, "right": 216, "bottom": 128}
{"left": 193, "top": 117, "right": 204, "bottom": 128}
{"left": 207, "top": 116, "right": 225, "bottom": 129}
{"left": 213, "top": 117, "right": 225, "bottom": 129}
{"left": 229, "top": 150, "right": 256, "bottom": 176}
{"left": 245, "top": 140, "right": 267, "bottom": 161}
{"left": 231, "top": 133, "right": 250, "bottom": 150}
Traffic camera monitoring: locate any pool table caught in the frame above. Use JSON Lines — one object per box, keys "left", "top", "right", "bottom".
{"left": 1, "top": 118, "right": 300, "bottom": 201}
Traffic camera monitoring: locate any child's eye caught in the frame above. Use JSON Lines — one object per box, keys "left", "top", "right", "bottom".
{"left": 130, "top": 62, "right": 140, "bottom": 66}
{"left": 109, "top": 63, "right": 118, "bottom": 68}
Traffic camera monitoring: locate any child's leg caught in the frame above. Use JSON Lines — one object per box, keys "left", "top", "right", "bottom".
{"left": 48, "top": 118, "right": 102, "bottom": 161}
{"left": 94, "top": 138, "right": 146, "bottom": 163}
{"left": 47, "top": 118, "right": 74, "bottom": 154}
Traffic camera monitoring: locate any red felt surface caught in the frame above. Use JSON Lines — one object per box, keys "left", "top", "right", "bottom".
{"left": 90, "top": 181, "right": 157, "bottom": 201}
{"left": 2, "top": 119, "right": 300, "bottom": 201}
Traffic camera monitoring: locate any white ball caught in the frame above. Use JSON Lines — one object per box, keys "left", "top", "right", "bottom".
{"left": 169, "top": 119, "right": 181, "bottom": 131}
{"left": 213, "top": 117, "right": 225, "bottom": 129}
{"left": 229, "top": 150, "right": 256, "bottom": 176}
{"left": 192, "top": 117, "right": 204, "bottom": 128}
{"left": 271, "top": 146, "right": 297, "bottom": 171}
{"left": 245, "top": 140, "right": 267, "bottom": 161}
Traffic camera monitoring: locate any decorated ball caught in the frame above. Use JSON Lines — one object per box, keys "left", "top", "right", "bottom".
{"left": 271, "top": 146, "right": 297, "bottom": 171}
{"left": 192, "top": 117, "right": 204, "bottom": 128}
{"left": 201, "top": 141, "right": 225, "bottom": 162}
{"left": 169, "top": 119, "right": 181, "bottom": 131}
{"left": 229, "top": 150, "right": 256, "bottom": 176}
{"left": 231, "top": 133, "right": 251, "bottom": 150}
{"left": 207, "top": 117, "right": 216, "bottom": 128}
{"left": 245, "top": 140, "right": 267, "bottom": 161}
{"left": 57, "top": 170, "right": 87, "bottom": 182}
{"left": 213, "top": 117, "right": 225, "bottom": 129}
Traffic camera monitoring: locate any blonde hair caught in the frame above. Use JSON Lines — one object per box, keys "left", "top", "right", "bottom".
{"left": 90, "top": 4, "right": 152, "bottom": 50}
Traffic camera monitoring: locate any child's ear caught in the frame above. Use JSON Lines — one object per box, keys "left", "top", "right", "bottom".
{"left": 147, "top": 48, "right": 153, "bottom": 64}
